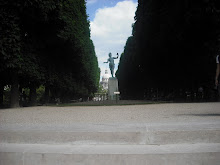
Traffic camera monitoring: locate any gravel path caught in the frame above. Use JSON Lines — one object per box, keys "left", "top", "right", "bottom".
{"left": 0, "top": 103, "right": 219, "bottom": 126}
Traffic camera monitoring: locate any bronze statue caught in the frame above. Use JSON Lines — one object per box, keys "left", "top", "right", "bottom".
{"left": 104, "top": 53, "right": 119, "bottom": 77}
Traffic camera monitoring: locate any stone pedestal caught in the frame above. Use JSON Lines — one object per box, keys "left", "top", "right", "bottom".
{"left": 108, "top": 77, "right": 119, "bottom": 100}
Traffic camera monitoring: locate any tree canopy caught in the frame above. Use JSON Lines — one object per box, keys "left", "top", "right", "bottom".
{"left": 116, "top": 0, "right": 220, "bottom": 100}
{"left": 0, "top": 0, "right": 100, "bottom": 107}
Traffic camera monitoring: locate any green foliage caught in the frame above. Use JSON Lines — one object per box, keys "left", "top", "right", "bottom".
{"left": 36, "top": 85, "right": 45, "bottom": 102}
{"left": 117, "top": 0, "right": 220, "bottom": 99}
{"left": 0, "top": 3, "right": 22, "bottom": 72}
{"left": 3, "top": 86, "right": 10, "bottom": 106}
{"left": 0, "top": 0, "right": 100, "bottom": 105}
{"left": 97, "top": 84, "right": 107, "bottom": 94}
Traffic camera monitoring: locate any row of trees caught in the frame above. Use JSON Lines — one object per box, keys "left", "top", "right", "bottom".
{"left": 116, "top": 0, "right": 220, "bottom": 100}
{"left": 0, "top": 0, "right": 100, "bottom": 107}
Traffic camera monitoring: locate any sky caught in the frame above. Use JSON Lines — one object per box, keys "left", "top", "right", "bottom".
{"left": 86, "top": 0, "right": 138, "bottom": 79}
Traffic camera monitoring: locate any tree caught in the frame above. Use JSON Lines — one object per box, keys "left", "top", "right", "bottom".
{"left": 0, "top": 0, "right": 24, "bottom": 107}
{"left": 117, "top": 0, "right": 220, "bottom": 100}
{"left": 0, "top": 0, "right": 100, "bottom": 107}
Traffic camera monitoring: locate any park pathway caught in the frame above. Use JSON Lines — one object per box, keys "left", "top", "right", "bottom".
{"left": 0, "top": 103, "right": 220, "bottom": 164}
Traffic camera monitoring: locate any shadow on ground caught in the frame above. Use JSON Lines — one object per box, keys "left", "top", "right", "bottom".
{"left": 178, "top": 114, "right": 220, "bottom": 117}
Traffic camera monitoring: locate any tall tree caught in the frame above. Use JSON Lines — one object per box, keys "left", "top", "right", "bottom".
{"left": 117, "top": 0, "right": 220, "bottom": 100}
{"left": 0, "top": 0, "right": 100, "bottom": 106}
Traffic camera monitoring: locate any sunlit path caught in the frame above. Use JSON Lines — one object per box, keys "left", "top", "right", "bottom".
{"left": 1, "top": 103, "right": 220, "bottom": 164}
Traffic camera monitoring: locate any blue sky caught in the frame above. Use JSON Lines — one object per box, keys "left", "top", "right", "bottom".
{"left": 86, "top": 0, "right": 138, "bottom": 78}
{"left": 87, "top": 0, "right": 128, "bottom": 21}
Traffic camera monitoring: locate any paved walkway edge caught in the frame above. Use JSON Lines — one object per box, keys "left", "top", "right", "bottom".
{"left": 1, "top": 143, "right": 220, "bottom": 154}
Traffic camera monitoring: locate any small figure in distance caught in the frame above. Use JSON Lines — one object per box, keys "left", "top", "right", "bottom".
{"left": 104, "top": 52, "right": 119, "bottom": 77}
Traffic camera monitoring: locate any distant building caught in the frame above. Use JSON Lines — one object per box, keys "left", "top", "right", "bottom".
{"left": 100, "top": 70, "right": 110, "bottom": 90}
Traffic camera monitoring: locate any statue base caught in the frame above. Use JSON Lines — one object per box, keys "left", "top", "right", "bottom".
{"left": 108, "top": 77, "right": 119, "bottom": 100}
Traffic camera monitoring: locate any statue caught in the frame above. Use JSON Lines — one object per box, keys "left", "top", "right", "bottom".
{"left": 104, "top": 52, "right": 119, "bottom": 77}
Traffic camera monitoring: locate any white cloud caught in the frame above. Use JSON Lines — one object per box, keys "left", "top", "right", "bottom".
{"left": 90, "top": 0, "right": 137, "bottom": 79}
{"left": 87, "top": 0, "right": 98, "bottom": 5}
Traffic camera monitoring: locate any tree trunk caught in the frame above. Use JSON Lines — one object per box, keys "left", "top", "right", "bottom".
{"left": 0, "top": 85, "right": 3, "bottom": 107}
{"left": 29, "top": 84, "right": 37, "bottom": 106}
{"left": 10, "top": 73, "right": 20, "bottom": 108}
{"left": 44, "top": 85, "right": 50, "bottom": 104}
